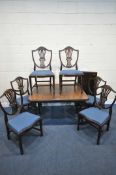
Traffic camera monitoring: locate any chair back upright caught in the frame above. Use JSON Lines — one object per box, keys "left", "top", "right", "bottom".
{"left": 88, "top": 76, "right": 106, "bottom": 96}
{"left": 32, "top": 46, "right": 52, "bottom": 71}
{"left": 96, "top": 85, "right": 116, "bottom": 110}
{"left": 10, "top": 76, "right": 30, "bottom": 107}
{"left": 59, "top": 46, "right": 79, "bottom": 70}
{"left": 0, "top": 89, "right": 20, "bottom": 120}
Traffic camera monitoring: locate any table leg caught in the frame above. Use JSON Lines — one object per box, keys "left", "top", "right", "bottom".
{"left": 59, "top": 75, "right": 62, "bottom": 94}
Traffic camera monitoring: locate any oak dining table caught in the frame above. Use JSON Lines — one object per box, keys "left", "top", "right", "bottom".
{"left": 29, "top": 84, "right": 88, "bottom": 114}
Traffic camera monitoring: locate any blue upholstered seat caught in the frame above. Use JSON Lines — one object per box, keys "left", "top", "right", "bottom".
{"left": 59, "top": 70, "right": 83, "bottom": 76}
{"left": 31, "top": 70, "right": 54, "bottom": 76}
{"left": 8, "top": 112, "right": 41, "bottom": 134}
{"left": 79, "top": 107, "right": 109, "bottom": 126}
{"left": 16, "top": 95, "right": 29, "bottom": 106}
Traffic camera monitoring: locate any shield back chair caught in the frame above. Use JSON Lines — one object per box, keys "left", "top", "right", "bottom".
{"left": 59, "top": 46, "right": 83, "bottom": 94}
{"left": 0, "top": 89, "right": 43, "bottom": 155}
{"left": 77, "top": 84, "right": 116, "bottom": 145}
{"left": 85, "top": 76, "right": 107, "bottom": 107}
{"left": 29, "top": 46, "right": 55, "bottom": 94}
{"left": 10, "top": 76, "right": 30, "bottom": 111}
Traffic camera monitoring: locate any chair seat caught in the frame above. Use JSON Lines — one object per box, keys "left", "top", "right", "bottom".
{"left": 8, "top": 112, "right": 41, "bottom": 134}
{"left": 30, "top": 70, "right": 54, "bottom": 77}
{"left": 16, "top": 95, "right": 29, "bottom": 105}
{"left": 86, "top": 95, "right": 100, "bottom": 105}
{"left": 59, "top": 70, "right": 83, "bottom": 76}
{"left": 79, "top": 107, "right": 109, "bottom": 126}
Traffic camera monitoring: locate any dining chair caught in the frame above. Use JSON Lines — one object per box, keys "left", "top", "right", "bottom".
{"left": 77, "top": 84, "right": 116, "bottom": 144}
{"left": 29, "top": 46, "right": 55, "bottom": 94}
{"left": 59, "top": 46, "right": 83, "bottom": 93}
{"left": 0, "top": 89, "right": 43, "bottom": 154}
{"left": 10, "top": 76, "right": 30, "bottom": 111}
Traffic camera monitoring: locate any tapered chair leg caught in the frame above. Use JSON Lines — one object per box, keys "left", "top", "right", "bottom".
{"left": 106, "top": 120, "right": 110, "bottom": 131}
{"left": 39, "top": 119, "right": 43, "bottom": 136}
{"left": 59, "top": 75, "right": 62, "bottom": 94}
{"left": 18, "top": 136, "right": 24, "bottom": 155}
{"left": 77, "top": 116, "right": 80, "bottom": 131}
{"left": 97, "top": 128, "right": 101, "bottom": 145}
{"left": 6, "top": 126, "right": 10, "bottom": 140}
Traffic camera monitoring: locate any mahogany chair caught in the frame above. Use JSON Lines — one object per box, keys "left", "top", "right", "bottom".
{"left": 77, "top": 84, "right": 116, "bottom": 144}
{"left": 59, "top": 46, "right": 83, "bottom": 93}
{"left": 10, "top": 76, "right": 30, "bottom": 111}
{"left": 29, "top": 46, "right": 55, "bottom": 94}
{"left": 0, "top": 89, "right": 43, "bottom": 154}
{"left": 85, "top": 76, "right": 107, "bottom": 107}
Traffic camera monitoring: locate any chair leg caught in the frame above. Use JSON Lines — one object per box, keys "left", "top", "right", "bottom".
{"left": 18, "top": 136, "right": 24, "bottom": 155}
{"left": 106, "top": 120, "right": 110, "bottom": 131}
{"left": 35, "top": 77, "right": 38, "bottom": 93}
{"left": 49, "top": 77, "right": 52, "bottom": 92}
{"left": 53, "top": 76, "right": 55, "bottom": 94}
{"left": 29, "top": 76, "right": 33, "bottom": 95}
{"left": 97, "top": 127, "right": 101, "bottom": 145}
{"left": 39, "top": 119, "right": 43, "bottom": 136}
{"left": 59, "top": 75, "right": 62, "bottom": 94}
{"left": 6, "top": 126, "right": 10, "bottom": 140}
{"left": 77, "top": 115, "right": 81, "bottom": 130}
{"left": 5, "top": 120, "right": 10, "bottom": 140}
{"left": 80, "top": 75, "right": 83, "bottom": 94}
{"left": 74, "top": 76, "right": 77, "bottom": 85}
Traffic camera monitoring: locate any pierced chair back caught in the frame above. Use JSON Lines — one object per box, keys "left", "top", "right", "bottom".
{"left": 96, "top": 85, "right": 115, "bottom": 108}
{"left": 10, "top": 76, "right": 30, "bottom": 110}
{"left": 32, "top": 46, "right": 52, "bottom": 71}
{"left": 59, "top": 46, "right": 79, "bottom": 70}
{"left": 87, "top": 76, "right": 106, "bottom": 95}
{"left": 78, "top": 84, "right": 116, "bottom": 144}
{"left": 0, "top": 89, "right": 18, "bottom": 116}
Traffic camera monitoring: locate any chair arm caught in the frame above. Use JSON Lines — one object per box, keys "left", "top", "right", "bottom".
{"left": 0, "top": 102, "right": 23, "bottom": 116}
{"left": 95, "top": 86, "right": 105, "bottom": 95}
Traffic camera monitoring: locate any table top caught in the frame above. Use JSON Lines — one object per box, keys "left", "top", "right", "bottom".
{"left": 29, "top": 84, "right": 88, "bottom": 103}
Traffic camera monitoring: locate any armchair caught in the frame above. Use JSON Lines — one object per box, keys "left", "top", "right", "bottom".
{"left": 77, "top": 84, "right": 116, "bottom": 144}
{"left": 0, "top": 89, "right": 43, "bottom": 154}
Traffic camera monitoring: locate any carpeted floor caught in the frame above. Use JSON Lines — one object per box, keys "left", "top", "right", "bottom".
{"left": 0, "top": 104, "right": 116, "bottom": 175}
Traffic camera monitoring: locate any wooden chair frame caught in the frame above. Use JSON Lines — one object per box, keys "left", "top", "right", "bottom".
{"left": 77, "top": 85, "right": 116, "bottom": 144}
{"left": 29, "top": 46, "right": 55, "bottom": 94}
{"left": 0, "top": 89, "right": 43, "bottom": 154}
{"left": 59, "top": 46, "right": 83, "bottom": 93}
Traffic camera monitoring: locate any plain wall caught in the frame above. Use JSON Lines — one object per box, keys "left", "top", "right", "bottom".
{"left": 0, "top": 0, "right": 116, "bottom": 97}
